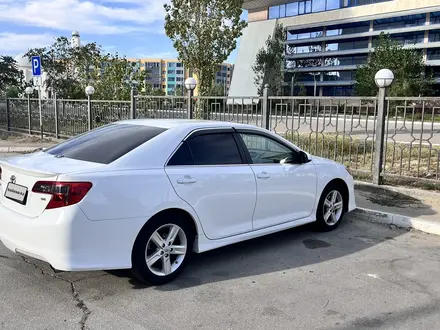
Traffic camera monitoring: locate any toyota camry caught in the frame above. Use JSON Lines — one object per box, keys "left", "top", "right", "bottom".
{"left": 0, "top": 120, "right": 356, "bottom": 284}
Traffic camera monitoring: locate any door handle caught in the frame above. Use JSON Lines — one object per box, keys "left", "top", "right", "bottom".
{"left": 177, "top": 177, "right": 197, "bottom": 184}
{"left": 256, "top": 172, "right": 270, "bottom": 180}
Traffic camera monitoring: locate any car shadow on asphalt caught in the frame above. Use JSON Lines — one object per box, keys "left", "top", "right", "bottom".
{"left": 106, "top": 217, "right": 406, "bottom": 291}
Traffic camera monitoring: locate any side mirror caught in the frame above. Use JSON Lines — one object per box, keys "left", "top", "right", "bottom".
{"left": 299, "top": 151, "right": 310, "bottom": 164}
{"left": 281, "top": 151, "right": 310, "bottom": 164}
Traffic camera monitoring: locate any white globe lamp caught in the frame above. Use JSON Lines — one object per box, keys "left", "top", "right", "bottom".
{"left": 85, "top": 85, "right": 95, "bottom": 96}
{"left": 375, "top": 69, "right": 394, "bottom": 88}
{"left": 185, "top": 77, "right": 197, "bottom": 91}
{"left": 25, "top": 87, "right": 34, "bottom": 95}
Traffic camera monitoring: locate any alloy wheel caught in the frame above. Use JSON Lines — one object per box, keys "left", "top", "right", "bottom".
{"left": 323, "top": 190, "right": 343, "bottom": 226}
{"left": 145, "top": 224, "right": 188, "bottom": 276}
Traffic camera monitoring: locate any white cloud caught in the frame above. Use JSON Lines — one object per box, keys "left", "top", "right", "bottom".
{"left": 0, "top": 0, "right": 166, "bottom": 34}
{"left": 133, "top": 50, "right": 178, "bottom": 59}
{"left": 0, "top": 32, "right": 54, "bottom": 53}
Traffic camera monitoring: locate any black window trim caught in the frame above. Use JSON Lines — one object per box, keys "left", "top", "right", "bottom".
{"left": 234, "top": 128, "right": 301, "bottom": 165}
{"left": 165, "top": 128, "right": 247, "bottom": 167}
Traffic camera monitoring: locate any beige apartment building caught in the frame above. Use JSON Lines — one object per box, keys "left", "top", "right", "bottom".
{"left": 127, "top": 58, "right": 234, "bottom": 96}
{"left": 229, "top": 0, "right": 440, "bottom": 97}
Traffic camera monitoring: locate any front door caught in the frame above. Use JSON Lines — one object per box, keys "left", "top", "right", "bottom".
{"left": 165, "top": 129, "right": 257, "bottom": 240}
{"left": 237, "top": 131, "right": 317, "bottom": 230}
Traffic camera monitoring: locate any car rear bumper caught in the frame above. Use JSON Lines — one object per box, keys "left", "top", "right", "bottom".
{"left": 0, "top": 203, "right": 147, "bottom": 271}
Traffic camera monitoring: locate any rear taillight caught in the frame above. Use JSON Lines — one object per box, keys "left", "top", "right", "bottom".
{"left": 32, "top": 181, "right": 92, "bottom": 209}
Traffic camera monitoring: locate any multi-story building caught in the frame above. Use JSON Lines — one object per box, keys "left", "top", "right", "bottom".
{"left": 229, "top": 0, "right": 440, "bottom": 97}
{"left": 127, "top": 58, "right": 234, "bottom": 96}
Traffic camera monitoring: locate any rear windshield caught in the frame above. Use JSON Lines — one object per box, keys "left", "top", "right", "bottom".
{"left": 45, "top": 124, "right": 167, "bottom": 164}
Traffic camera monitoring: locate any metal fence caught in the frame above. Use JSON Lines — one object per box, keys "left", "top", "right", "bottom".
{"left": 1, "top": 92, "right": 439, "bottom": 185}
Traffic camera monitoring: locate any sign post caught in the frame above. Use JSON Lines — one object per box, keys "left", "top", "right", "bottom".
{"left": 32, "top": 56, "right": 43, "bottom": 139}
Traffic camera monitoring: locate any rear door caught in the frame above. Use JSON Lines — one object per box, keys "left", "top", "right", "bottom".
{"left": 165, "top": 128, "right": 257, "bottom": 240}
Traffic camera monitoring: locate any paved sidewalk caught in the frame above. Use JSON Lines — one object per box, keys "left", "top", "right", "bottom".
{"left": 355, "top": 183, "right": 440, "bottom": 223}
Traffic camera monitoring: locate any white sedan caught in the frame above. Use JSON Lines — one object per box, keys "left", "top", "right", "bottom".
{"left": 0, "top": 120, "right": 355, "bottom": 284}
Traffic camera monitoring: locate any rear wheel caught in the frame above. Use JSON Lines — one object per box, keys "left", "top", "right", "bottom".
{"left": 314, "top": 184, "right": 346, "bottom": 231}
{"left": 131, "top": 214, "right": 195, "bottom": 285}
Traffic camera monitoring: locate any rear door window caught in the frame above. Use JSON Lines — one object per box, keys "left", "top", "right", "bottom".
{"left": 187, "top": 133, "right": 243, "bottom": 165}
{"left": 45, "top": 124, "right": 167, "bottom": 164}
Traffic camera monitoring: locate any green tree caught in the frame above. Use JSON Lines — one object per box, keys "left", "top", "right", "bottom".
{"left": 0, "top": 56, "right": 24, "bottom": 97}
{"left": 25, "top": 37, "right": 102, "bottom": 99}
{"left": 93, "top": 54, "right": 148, "bottom": 100}
{"left": 164, "top": 0, "right": 247, "bottom": 96}
{"left": 209, "top": 83, "right": 226, "bottom": 96}
{"left": 355, "top": 33, "right": 433, "bottom": 97}
{"left": 144, "top": 84, "right": 167, "bottom": 96}
{"left": 253, "top": 23, "right": 285, "bottom": 96}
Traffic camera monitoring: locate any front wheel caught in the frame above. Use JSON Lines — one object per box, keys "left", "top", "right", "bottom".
{"left": 314, "top": 184, "right": 346, "bottom": 232}
{"left": 131, "top": 214, "right": 195, "bottom": 285}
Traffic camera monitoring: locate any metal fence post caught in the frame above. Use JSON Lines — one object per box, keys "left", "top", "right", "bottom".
{"left": 262, "top": 84, "right": 270, "bottom": 130}
{"left": 87, "top": 95, "right": 92, "bottom": 131}
{"left": 373, "top": 87, "right": 387, "bottom": 185}
{"left": 187, "top": 89, "right": 194, "bottom": 119}
{"left": 27, "top": 96, "right": 31, "bottom": 135}
{"left": 6, "top": 98, "right": 10, "bottom": 131}
{"left": 130, "top": 86, "right": 136, "bottom": 119}
{"left": 54, "top": 92, "right": 59, "bottom": 139}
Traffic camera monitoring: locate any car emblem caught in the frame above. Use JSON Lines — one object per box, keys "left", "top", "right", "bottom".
{"left": 10, "top": 175, "right": 16, "bottom": 184}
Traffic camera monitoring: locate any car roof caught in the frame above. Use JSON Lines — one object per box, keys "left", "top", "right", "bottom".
{"left": 116, "top": 119, "right": 259, "bottom": 130}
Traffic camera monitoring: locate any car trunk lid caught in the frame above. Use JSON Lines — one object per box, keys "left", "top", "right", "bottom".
{"left": 0, "top": 152, "right": 103, "bottom": 218}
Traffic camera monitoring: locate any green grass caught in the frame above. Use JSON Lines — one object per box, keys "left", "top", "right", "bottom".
{"left": 283, "top": 132, "right": 440, "bottom": 181}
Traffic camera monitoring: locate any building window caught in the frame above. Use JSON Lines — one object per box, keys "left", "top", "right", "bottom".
{"left": 287, "top": 27, "right": 323, "bottom": 40}
{"left": 168, "top": 63, "right": 175, "bottom": 67}
{"left": 429, "top": 30, "right": 440, "bottom": 43}
{"left": 162, "top": 85, "right": 166, "bottom": 88}
{"left": 176, "top": 70, "right": 184, "bottom": 75}
{"left": 176, "top": 63, "right": 183, "bottom": 67}
{"left": 373, "top": 14, "right": 426, "bottom": 31}
{"left": 162, "top": 78, "right": 166, "bottom": 82}
{"left": 168, "top": 70, "right": 175, "bottom": 74}
{"left": 162, "top": 71, "right": 166, "bottom": 74}
{"left": 373, "top": 32, "right": 425, "bottom": 46}
{"left": 428, "top": 49, "right": 440, "bottom": 61}
{"left": 326, "top": 38, "right": 369, "bottom": 51}
{"left": 432, "top": 12, "right": 440, "bottom": 25}
{"left": 168, "top": 77, "right": 175, "bottom": 82}
{"left": 176, "top": 77, "right": 183, "bottom": 82}
{"left": 322, "top": 86, "right": 353, "bottom": 96}
{"left": 323, "top": 71, "right": 354, "bottom": 81}
{"left": 268, "top": 6, "right": 279, "bottom": 19}
{"left": 325, "top": 21, "right": 370, "bottom": 36}
{"left": 324, "top": 55, "right": 368, "bottom": 66}
{"left": 269, "top": 0, "right": 391, "bottom": 20}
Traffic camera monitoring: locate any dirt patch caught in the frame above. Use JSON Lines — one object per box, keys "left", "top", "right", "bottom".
{"left": 0, "top": 131, "right": 52, "bottom": 143}
{"left": 356, "top": 184, "right": 422, "bottom": 208}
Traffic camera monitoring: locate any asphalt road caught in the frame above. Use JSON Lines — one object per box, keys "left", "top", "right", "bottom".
{"left": 1, "top": 219, "right": 440, "bottom": 330}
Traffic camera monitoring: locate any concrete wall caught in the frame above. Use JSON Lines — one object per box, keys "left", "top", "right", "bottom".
{"left": 228, "top": 19, "right": 277, "bottom": 97}
{"left": 249, "top": 8, "right": 268, "bottom": 22}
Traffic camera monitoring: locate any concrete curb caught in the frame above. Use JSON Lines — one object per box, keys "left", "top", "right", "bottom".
{"left": 0, "top": 147, "right": 43, "bottom": 153}
{"left": 352, "top": 208, "right": 440, "bottom": 236}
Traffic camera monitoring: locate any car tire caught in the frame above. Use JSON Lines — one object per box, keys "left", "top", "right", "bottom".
{"left": 314, "top": 183, "right": 346, "bottom": 232}
{"left": 131, "top": 213, "right": 195, "bottom": 285}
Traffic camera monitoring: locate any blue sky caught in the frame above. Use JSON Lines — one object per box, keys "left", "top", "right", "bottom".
{"left": 0, "top": 0, "right": 247, "bottom": 63}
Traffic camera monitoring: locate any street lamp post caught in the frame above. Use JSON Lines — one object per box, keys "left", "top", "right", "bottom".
{"left": 373, "top": 69, "right": 395, "bottom": 185}
{"left": 25, "top": 87, "right": 34, "bottom": 135}
{"left": 85, "top": 85, "right": 95, "bottom": 131}
{"left": 130, "top": 80, "right": 139, "bottom": 120}
{"left": 185, "top": 77, "right": 197, "bottom": 119}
